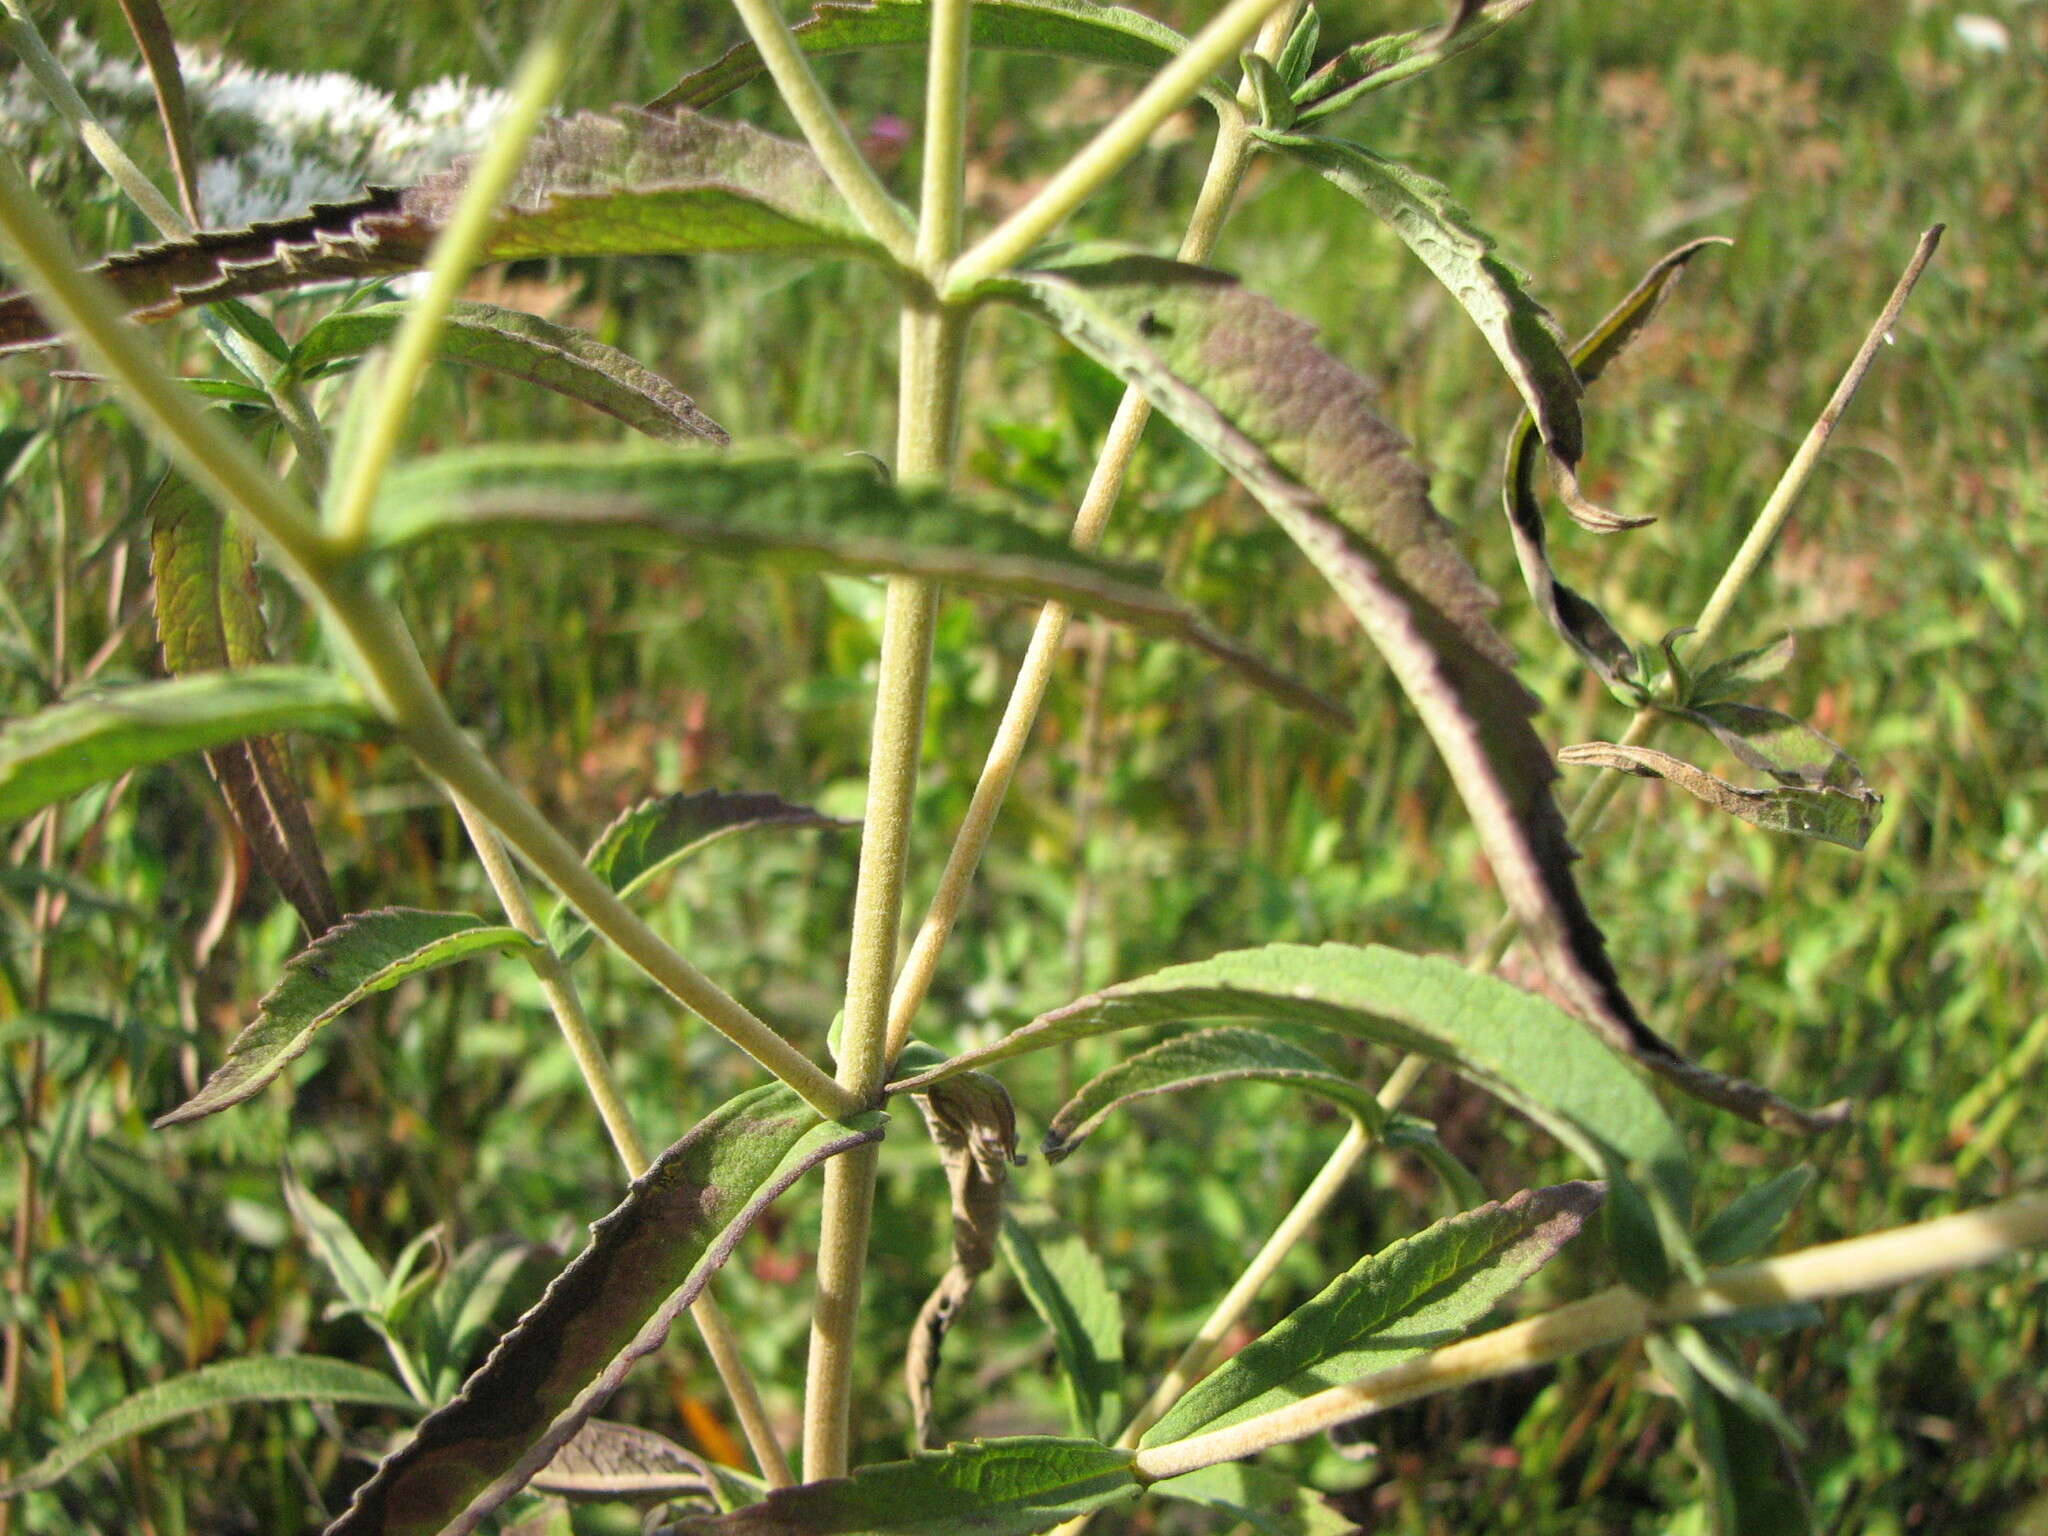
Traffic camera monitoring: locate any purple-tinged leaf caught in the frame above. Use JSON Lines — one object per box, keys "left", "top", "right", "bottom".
{"left": 530, "top": 1419, "right": 714, "bottom": 1503}
{"left": 326, "top": 1086, "right": 885, "bottom": 1536}
{"left": 1557, "top": 741, "right": 1881, "bottom": 850}
{"left": 1142, "top": 1183, "right": 1603, "bottom": 1445}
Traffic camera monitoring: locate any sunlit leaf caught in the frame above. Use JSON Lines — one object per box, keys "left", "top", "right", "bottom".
{"left": 0, "top": 1357, "right": 418, "bottom": 1498}
{"left": 287, "top": 300, "right": 727, "bottom": 444}
{"left": 1294, "top": 0, "right": 1538, "bottom": 122}
{"left": 0, "top": 667, "right": 378, "bottom": 822}
{"left": 1556, "top": 741, "right": 1881, "bottom": 850}
{"left": 1000, "top": 1218, "right": 1125, "bottom": 1441}
{"left": 550, "top": 789, "right": 848, "bottom": 962}
{"left": 652, "top": 0, "right": 1187, "bottom": 113}
{"left": 661, "top": 1438, "right": 1141, "bottom": 1536}
{"left": 328, "top": 1086, "right": 885, "bottom": 1536}
{"left": 157, "top": 908, "right": 539, "bottom": 1127}
{"left": 1151, "top": 1463, "right": 1352, "bottom": 1536}
{"left": 371, "top": 444, "right": 1348, "bottom": 730}
{"left": 1696, "top": 1166, "right": 1816, "bottom": 1267}
{"left": 1042, "top": 1026, "right": 1386, "bottom": 1163}
{"left": 1143, "top": 1182, "right": 1601, "bottom": 1444}
{"left": 149, "top": 473, "right": 341, "bottom": 935}
{"left": 531, "top": 1420, "right": 713, "bottom": 1502}
{"left": 1001, "top": 254, "right": 1836, "bottom": 1134}
{"left": 0, "top": 109, "right": 899, "bottom": 354}
{"left": 282, "top": 1164, "right": 391, "bottom": 1320}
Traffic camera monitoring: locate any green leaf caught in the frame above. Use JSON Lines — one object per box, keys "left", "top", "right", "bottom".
{"left": 1152, "top": 1463, "right": 1353, "bottom": 1536}
{"left": 1272, "top": 6, "right": 1321, "bottom": 92}
{"left": 660, "top": 1438, "right": 1140, "bottom": 1536}
{"left": 1656, "top": 699, "right": 1869, "bottom": 792}
{"left": 530, "top": 1419, "right": 712, "bottom": 1502}
{"left": 1142, "top": 1182, "right": 1602, "bottom": 1445}
{"left": 371, "top": 444, "right": 1347, "bottom": 730}
{"left": 1647, "top": 1330, "right": 1812, "bottom": 1536}
{"left": 1556, "top": 741, "right": 1882, "bottom": 850}
{"left": 1696, "top": 1166, "right": 1816, "bottom": 1267}
{"left": 287, "top": 300, "right": 728, "bottom": 445}
{"left": 1294, "top": 0, "right": 1538, "bottom": 121}
{"left": 550, "top": 788, "right": 848, "bottom": 962}
{"left": 282, "top": 1165, "right": 391, "bottom": 1320}
{"left": 0, "top": 109, "right": 900, "bottom": 354}
{"left": 1689, "top": 634, "right": 1797, "bottom": 706}
{"left": 1000, "top": 255, "right": 1835, "bottom": 1135}
{"left": 329, "top": 1086, "right": 886, "bottom": 1536}
{"left": 1042, "top": 1026, "right": 1387, "bottom": 1163}
{"left": 1000, "top": 1218, "right": 1125, "bottom": 1441}
{"left": 149, "top": 473, "right": 341, "bottom": 935}
{"left": 651, "top": 0, "right": 1187, "bottom": 113}
{"left": 0, "top": 1356, "right": 419, "bottom": 1497}
{"left": 0, "top": 667, "right": 379, "bottom": 822}
{"left": 156, "top": 908, "right": 539, "bottom": 1127}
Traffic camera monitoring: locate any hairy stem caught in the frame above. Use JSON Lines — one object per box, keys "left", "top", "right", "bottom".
{"left": 1134, "top": 1191, "right": 2048, "bottom": 1480}
{"left": 449, "top": 796, "right": 794, "bottom": 1487}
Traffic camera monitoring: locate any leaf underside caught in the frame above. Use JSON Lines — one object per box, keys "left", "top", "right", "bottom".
{"left": 157, "top": 907, "right": 539, "bottom": 1127}
{"left": 0, "top": 108, "right": 894, "bottom": 355}
{"left": 1003, "top": 255, "right": 1839, "bottom": 1133}
{"left": 1557, "top": 742, "right": 1881, "bottom": 850}
{"left": 326, "top": 1086, "right": 885, "bottom": 1536}
{"left": 369, "top": 444, "right": 1348, "bottom": 730}
{"left": 530, "top": 1419, "right": 714, "bottom": 1502}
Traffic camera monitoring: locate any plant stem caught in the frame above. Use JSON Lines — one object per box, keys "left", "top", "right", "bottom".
{"left": 1132, "top": 1190, "right": 2048, "bottom": 1480}
{"left": 802, "top": 0, "right": 974, "bottom": 1473}
{"left": 113, "top": 0, "right": 203, "bottom": 225}
{"left": 723, "top": 0, "right": 918, "bottom": 268}
{"left": 944, "top": 0, "right": 1292, "bottom": 294}
{"left": 322, "top": 31, "right": 567, "bottom": 548}
{"left": 448, "top": 795, "right": 794, "bottom": 1487}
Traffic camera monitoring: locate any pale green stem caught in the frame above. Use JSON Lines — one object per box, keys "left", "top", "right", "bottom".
{"left": 0, "top": 151, "right": 858, "bottom": 1122}
{"left": 449, "top": 795, "right": 795, "bottom": 1488}
{"left": 323, "top": 33, "right": 568, "bottom": 548}
{"left": 1133, "top": 1191, "right": 2048, "bottom": 1480}
{"left": 724, "top": 0, "right": 918, "bottom": 268}
{"left": 943, "top": 0, "right": 1294, "bottom": 294}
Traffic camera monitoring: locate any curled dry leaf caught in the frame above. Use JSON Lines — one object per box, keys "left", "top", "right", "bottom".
{"left": 1557, "top": 742, "right": 1881, "bottom": 851}
{"left": 530, "top": 1419, "right": 713, "bottom": 1504}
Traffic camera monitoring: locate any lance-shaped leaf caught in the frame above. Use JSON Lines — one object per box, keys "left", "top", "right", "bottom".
{"left": 662, "top": 1438, "right": 1141, "bottom": 1536}
{"left": 157, "top": 908, "right": 540, "bottom": 1126}
{"left": 0, "top": 109, "right": 899, "bottom": 355}
{"left": 550, "top": 789, "right": 849, "bottom": 962}
{"left": 370, "top": 444, "right": 1347, "bottom": 730}
{"left": 530, "top": 1420, "right": 714, "bottom": 1503}
{"left": 894, "top": 944, "right": 1690, "bottom": 1211}
{"left": 1646, "top": 1329, "right": 1812, "bottom": 1536}
{"left": 1499, "top": 239, "right": 1731, "bottom": 687}
{"left": 1689, "top": 634, "right": 1796, "bottom": 706}
{"left": 652, "top": 0, "right": 1187, "bottom": 113}
{"left": 1656, "top": 699, "right": 1867, "bottom": 792}
{"left": 1695, "top": 1165, "right": 1815, "bottom": 1268}
{"left": 1294, "top": 0, "right": 1538, "bottom": 122}
{"left": 1042, "top": 1026, "right": 1387, "bottom": 1163}
{"left": 0, "top": 1356, "right": 420, "bottom": 1498}
{"left": 904, "top": 1067, "right": 1022, "bottom": 1446}
{"left": 149, "top": 474, "right": 341, "bottom": 935}
{"left": 1557, "top": 742, "right": 1881, "bottom": 851}
{"left": 1143, "top": 1182, "right": 1601, "bottom": 1446}
{"left": 328, "top": 1086, "right": 886, "bottom": 1536}
{"left": 0, "top": 666, "right": 379, "bottom": 821}
{"left": 286, "top": 301, "right": 728, "bottom": 444}
{"left": 1151, "top": 1464, "right": 1353, "bottom": 1536}
{"left": 1000, "top": 1218, "right": 1125, "bottom": 1442}
{"left": 1001, "top": 257, "right": 1836, "bottom": 1134}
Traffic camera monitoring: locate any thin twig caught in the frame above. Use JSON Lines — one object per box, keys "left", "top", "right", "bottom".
{"left": 113, "top": 0, "right": 202, "bottom": 225}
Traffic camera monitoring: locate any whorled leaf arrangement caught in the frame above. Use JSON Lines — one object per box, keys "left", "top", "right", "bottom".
{"left": 997, "top": 254, "right": 1843, "bottom": 1134}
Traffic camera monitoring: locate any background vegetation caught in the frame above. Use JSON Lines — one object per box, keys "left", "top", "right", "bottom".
{"left": 2, "top": 0, "right": 2043, "bottom": 1531}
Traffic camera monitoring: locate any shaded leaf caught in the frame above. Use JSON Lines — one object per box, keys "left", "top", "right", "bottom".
{"left": 906, "top": 1069, "right": 1021, "bottom": 1447}
{"left": 1657, "top": 699, "right": 1867, "bottom": 791}
{"left": 282, "top": 1165, "right": 391, "bottom": 1320}
{"left": 1500, "top": 239, "right": 1727, "bottom": 686}
{"left": 149, "top": 473, "right": 341, "bottom": 935}
{"left": 1143, "top": 1182, "right": 1602, "bottom": 1445}
{"left": 1152, "top": 1463, "right": 1352, "bottom": 1536}
{"left": 1042, "top": 1026, "right": 1387, "bottom": 1163}
{"left": 0, "top": 667, "right": 378, "bottom": 822}
{"left": 898, "top": 944, "right": 1687, "bottom": 1235}
{"left": 0, "top": 109, "right": 898, "bottom": 354}
{"left": 661, "top": 1438, "right": 1140, "bottom": 1536}
{"left": 531, "top": 1420, "right": 713, "bottom": 1502}
{"left": 1002, "top": 254, "right": 1837, "bottom": 1134}
{"left": 1695, "top": 1166, "right": 1816, "bottom": 1267}
{"left": 551, "top": 789, "right": 849, "bottom": 962}
{"left": 287, "top": 300, "right": 728, "bottom": 445}
{"left": 0, "top": 1356, "right": 419, "bottom": 1497}
{"left": 1381, "top": 1115, "right": 1488, "bottom": 1210}
{"left": 157, "top": 908, "right": 539, "bottom": 1127}
{"left": 1556, "top": 741, "right": 1881, "bottom": 850}
{"left": 1689, "top": 634, "right": 1796, "bottom": 706}
{"left": 371, "top": 444, "right": 1347, "bottom": 730}
{"left": 652, "top": 0, "right": 1187, "bottom": 113}
{"left": 327, "top": 1086, "right": 886, "bottom": 1536}
{"left": 1000, "top": 1218, "right": 1124, "bottom": 1441}
{"left": 1295, "top": 0, "right": 1538, "bottom": 122}
{"left": 1646, "top": 1330, "right": 1812, "bottom": 1536}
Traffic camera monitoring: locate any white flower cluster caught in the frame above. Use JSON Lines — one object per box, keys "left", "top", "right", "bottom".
{"left": 1, "top": 22, "right": 509, "bottom": 228}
